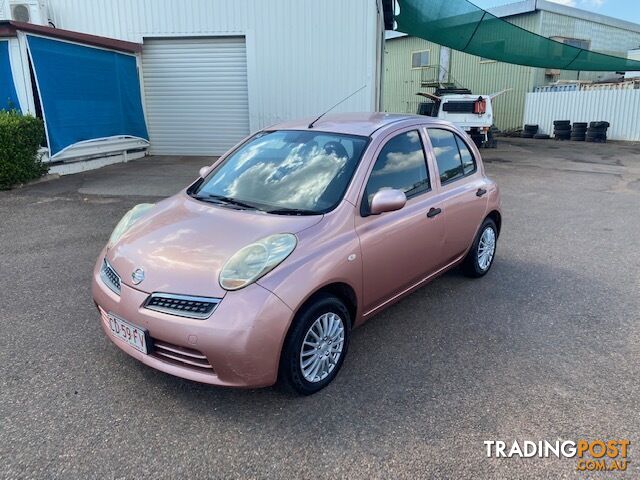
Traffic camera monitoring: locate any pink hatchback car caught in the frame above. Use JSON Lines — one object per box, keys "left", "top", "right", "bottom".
{"left": 92, "top": 113, "right": 501, "bottom": 395}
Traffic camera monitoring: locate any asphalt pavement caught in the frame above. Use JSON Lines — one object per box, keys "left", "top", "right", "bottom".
{"left": 1, "top": 140, "right": 639, "bottom": 479}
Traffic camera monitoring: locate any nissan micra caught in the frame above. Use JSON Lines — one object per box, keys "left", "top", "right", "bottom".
{"left": 92, "top": 113, "right": 501, "bottom": 395}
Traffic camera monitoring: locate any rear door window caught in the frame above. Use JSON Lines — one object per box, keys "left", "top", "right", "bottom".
{"left": 427, "top": 129, "right": 476, "bottom": 184}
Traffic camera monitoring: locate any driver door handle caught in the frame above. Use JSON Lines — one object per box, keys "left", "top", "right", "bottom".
{"left": 476, "top": 188, "right": 487, "bottom": 197}
{"left": 426, "top": 207, "right": 442, "bottom": 218}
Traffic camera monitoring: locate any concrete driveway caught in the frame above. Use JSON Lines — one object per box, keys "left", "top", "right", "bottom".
{"left": 1, "top": 139, "right": 639, "bottom": 479}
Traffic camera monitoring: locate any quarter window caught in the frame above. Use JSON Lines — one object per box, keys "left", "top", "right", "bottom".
{"left": 363, "top": 130, "right": 430, "bottom": 211}
{"left": 427, "top": 129, "right": 476, "bottom": 184}
{"left": 457, "top": 135, "right": 476, "bottom": 175}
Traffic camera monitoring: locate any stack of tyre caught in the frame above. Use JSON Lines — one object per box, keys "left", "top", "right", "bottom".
{"left": 521, "top": 124, "right": 538, "bottom": 138}
{"left": 586, "top": 121, "right": 609, "bottom": 143}
{"left": 553, "top": 120, "right": 571, "bottom": 140}
{"left": 570, "top": 122, "right": 588, "bottom": 141}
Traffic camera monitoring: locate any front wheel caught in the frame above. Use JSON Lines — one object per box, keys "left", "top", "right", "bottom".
{"left": 462, "top": 218, "right": 498, "bottom": 277}
{"left": 278, "top": 294, "right": 351, "bottom": 395}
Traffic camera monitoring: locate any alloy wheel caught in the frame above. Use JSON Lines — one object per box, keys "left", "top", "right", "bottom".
{"left": 299, "top": 312, "right": 345, "bottom": 383}
{"left": 477, "top": 226, "right": 496, "bottom": 271}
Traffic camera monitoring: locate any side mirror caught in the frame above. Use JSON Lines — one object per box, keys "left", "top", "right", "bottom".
{"left": 369, "top": 189, "right": 407, "bottom": 215}
{"left": 199, "top": 166, "right": 210, "bottom": 178}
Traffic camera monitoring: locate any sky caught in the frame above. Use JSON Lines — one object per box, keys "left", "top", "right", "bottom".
{"left": 473, "top": 0, "right": 640, "bottom": 24}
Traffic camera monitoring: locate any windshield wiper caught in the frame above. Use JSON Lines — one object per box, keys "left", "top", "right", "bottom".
{"left": 266, "top": 207, "right": 318, "bottom": 216}
{"left": 193, "top": 193, "right": 258, "bottom": 210}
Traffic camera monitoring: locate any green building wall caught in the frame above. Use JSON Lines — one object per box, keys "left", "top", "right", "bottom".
{"left": 383, "top": 10, "right": 640, "bottom": 131}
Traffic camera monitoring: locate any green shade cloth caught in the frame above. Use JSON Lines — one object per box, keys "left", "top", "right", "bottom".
{"left": 395, "top": 0, "right": 640, "bottom": 71}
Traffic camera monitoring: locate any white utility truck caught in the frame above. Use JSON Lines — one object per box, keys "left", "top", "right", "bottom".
{"left": 416, "top": 88, "right": 510, "bottom": 148}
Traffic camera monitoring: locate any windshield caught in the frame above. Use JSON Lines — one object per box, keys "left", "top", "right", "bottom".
{"left": 193, "top": 130, "right": 368, "bottom": 214}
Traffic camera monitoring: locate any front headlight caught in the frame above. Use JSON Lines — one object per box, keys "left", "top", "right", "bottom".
{"left": 108, "top": 203, "right": 155, "bottom": 248}
{"left": 219, "top": 233, "right": 297, "bottom": 291}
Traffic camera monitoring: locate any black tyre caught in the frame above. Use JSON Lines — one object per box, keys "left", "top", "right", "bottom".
{"left": 590, "top": 121, "right": 610, "bottom": 129}
{"left": 553, "top": 120, "right": 571, "bottom": 126}
{"left": 524, "top": 124, "right": 539, "bottom": 133}
{"left": 554, "top": 125, "right": 571, "bottom": 131}
{"left": 573, "top": 122, "right": 588, "bottom": 128}
{"left": 586, "top": 132, "right": 607, "bottom": 139}
{"left": 570, "top": 136, "right": 585, "bottom": 141}
{"left": 462, "top": 218, "right": 498, "bottom": 278}
{"left": 485, "top": 129, "right": 498, "bottom": 149}
{"left": 533, "top": 133, "right": 550, "bottom": 139}
{"left": 278, "top": 294, "right": 351, "bottom": 395}
{"left": 471, "top": 135, "right": 484, "bottom": 148}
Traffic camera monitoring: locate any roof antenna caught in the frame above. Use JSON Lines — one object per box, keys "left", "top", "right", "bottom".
{"left": 308, "top": 85, "right": 367, "bottom": 129}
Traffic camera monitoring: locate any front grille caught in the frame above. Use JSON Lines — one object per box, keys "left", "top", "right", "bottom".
{"left": 151, "top": 340, "right": 214, "bottom": 372}
{"left": 143, "top": 293, "right": 220, "bottom": 319}
{"left": 100, "top": 259, "right": 121, "bottom": 295}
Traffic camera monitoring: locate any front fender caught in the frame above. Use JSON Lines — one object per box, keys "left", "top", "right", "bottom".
{"left": 257, "top": 208, "right": 363, "bottom": 325}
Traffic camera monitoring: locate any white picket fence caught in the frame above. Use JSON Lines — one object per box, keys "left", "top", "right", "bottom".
{"left": 523, "top": 89, "right": 640, "bottom": 141}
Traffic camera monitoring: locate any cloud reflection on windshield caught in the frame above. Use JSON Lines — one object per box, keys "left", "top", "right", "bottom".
{"left": 225, "top": 144, "right": 347, "bottom": 210}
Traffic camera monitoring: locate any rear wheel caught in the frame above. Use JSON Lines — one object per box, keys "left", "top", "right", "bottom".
{"left": 278, "top": 294, "right": 351, "bottom": 395}
{"left": 462, "top": 218, "right": 498, "bottom": 277}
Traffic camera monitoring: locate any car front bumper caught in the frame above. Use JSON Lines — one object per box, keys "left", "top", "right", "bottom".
{"left": 92, "top": 257, "right": 294, "bottom": 388}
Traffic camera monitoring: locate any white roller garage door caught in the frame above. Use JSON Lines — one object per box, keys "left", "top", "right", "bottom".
{"left": 142, "top": 37, "right": 250, "bottom": 156}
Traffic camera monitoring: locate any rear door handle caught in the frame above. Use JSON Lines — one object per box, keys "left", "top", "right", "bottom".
{"left": 426, "top": 207, "right": 442, "bottom": 218}
{"left": 476, "top": 188, "right": 487, "bottom": 197}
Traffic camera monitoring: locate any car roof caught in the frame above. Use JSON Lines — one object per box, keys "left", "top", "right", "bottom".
{"left": 268, "top": 112, "right": 445, "bottom": 137}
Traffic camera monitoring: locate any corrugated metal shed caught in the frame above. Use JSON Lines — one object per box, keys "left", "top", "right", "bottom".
{"left": 447, "top": 14, "right": 539, "bottom": 131}
{"left": 383, "top": 35, "right": 441, "bottom": 115}
{"left": 531, "top": 10, "right": 640, "bottom": 86}
{"left": 383, "top": 13, "right": 539, "bottom": 130}
{"left": 384, "top": 3, "right": 640, "bottom": 131}
{"left": 524, "top": 89, "right": 640, "bottom": 141}
{"left": 40, "top": 0, "right": 382, "bottom": 135}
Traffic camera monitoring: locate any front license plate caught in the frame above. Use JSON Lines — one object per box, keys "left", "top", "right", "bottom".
{"left": 108, "top": 314, "right": 149, "bottom": 354}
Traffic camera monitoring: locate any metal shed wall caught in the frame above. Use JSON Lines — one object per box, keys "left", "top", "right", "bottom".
{"left": 42, "top": 0, "right": 382, "bottom": 134}
{"left": 384, "top": 8, "right": 640, "bottom": 131}
{"left": 383, "top": 13, "right": 539, "bottom": 131}
{"left": 383, "top": 35, "right": 442, "bottom": 115}
{"left": 447, "top": 13, "right": 540, "bottom": 131}
{"left": 524, "top": 89, "right": 640, "bottom": 141}
{"left": 532, "top": 10, "right": 640, "bottom": 86}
